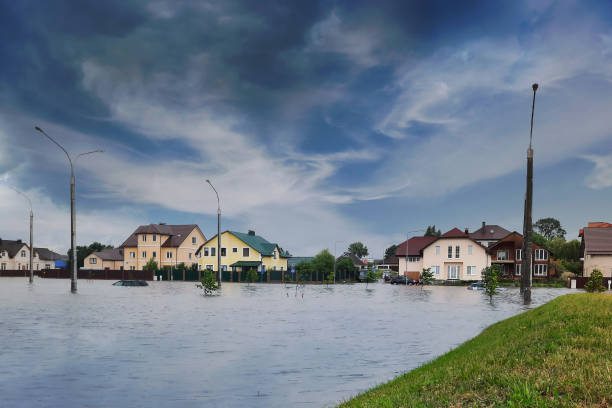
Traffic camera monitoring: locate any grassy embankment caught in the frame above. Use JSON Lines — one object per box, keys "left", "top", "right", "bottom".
{"left": 340, "top": 293, "right": 611, "bottom": 407}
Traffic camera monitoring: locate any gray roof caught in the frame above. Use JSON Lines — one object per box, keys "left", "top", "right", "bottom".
{"left": 92, "top": 248, "right": 124, "bottom": 261}
{"left": 337, "top": 252, "right": 364, "bottom": 267}
{"left": 34, "top": 247, "right": 68, "bottom": 261}
{"left": 583, "top": 227, "right": 612, "bottom": 254}
{"left": 120, "top": 224, "right": 201, "bottom": 248}
{"left": 468, "top": 224, "right": 511, "bottom": 242}
{"left": 0, "top": 239, "right": 28, "bottom": 258}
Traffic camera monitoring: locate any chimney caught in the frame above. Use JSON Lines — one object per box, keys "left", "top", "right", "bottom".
{"left": 465, "top": 228, "right": 469, "bottom": 234}
{"left": 482, "top": 221, "right": 486, "bottom": 229}
{"left": 159, "top": 222, "right": 166, "bottom": 225}
{"left": 248, "top": 230, "right": 255, "bottom": 236}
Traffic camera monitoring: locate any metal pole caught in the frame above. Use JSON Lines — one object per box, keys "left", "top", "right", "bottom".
{"left": 29, "top": 209, "right": 33, "bottom": 284}
{"left": 521, "top": 84, "right": 538, "bottom": 303}
{"left": 206, "top": 180, "right": 222, "bottom": 288}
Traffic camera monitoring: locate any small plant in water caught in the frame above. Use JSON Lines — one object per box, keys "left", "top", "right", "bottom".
{"left": 363, "top": 269, "right": 378, "bottom": 288}
{"left": 419, "top": 267, "right": 434, "bottom": 289}
{"left": 482, "top": 265, "right": 500, "bottom": 301}
{"left": 196, "top": 269, "right": 219, "bottom": 296}
{"left": 245, "top": 268, "right": 258, "bottom": 286}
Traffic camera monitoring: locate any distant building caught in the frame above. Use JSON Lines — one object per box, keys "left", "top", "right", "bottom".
{"left": 395, "top": 236, "right": 438, "bottom": 279}
{"left": 580, "top": 224, "right": 612, "bottom": 278}
{"left": 84, "top": 248, "right": 124, "bottom": 270}
{"left": 468, "top": 221, "right": 511, "bottom": 248}
{"left": 0, "top": 238, "right": 38, "bottom": 270}
{"left": 488, "top": 232, "right": 552, "bottom": 279}
{"left": 33, "top": 247, "right": 68, "bottom": 270}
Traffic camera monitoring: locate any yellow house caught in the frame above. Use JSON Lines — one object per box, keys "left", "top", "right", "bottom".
{"left": 84, "top": 248, "right": 124, "bottom": 270}
{"left": 120, "top": 224, "right": 206, "bottom": 270}
{"left": 196, "top": 230, "right": 289, "bottom": 274}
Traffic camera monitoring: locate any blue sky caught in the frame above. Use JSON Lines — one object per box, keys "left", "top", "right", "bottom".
{"left": 1, "top": 0, "right": 612, "bottom": 257}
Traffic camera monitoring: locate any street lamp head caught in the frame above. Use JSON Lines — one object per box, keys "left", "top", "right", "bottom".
{"left": 206, "top": 179, "right": 211, "bottom": 183}
{"left": 532, "top": 83, "right": 538, "bottom": 92}
{"left": 35, "top": 126, "right": 42, "bottom": 132}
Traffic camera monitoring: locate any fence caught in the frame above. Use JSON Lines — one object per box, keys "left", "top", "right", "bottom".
{"left": 568, "top": 276, "right": 612, "bottom": 289}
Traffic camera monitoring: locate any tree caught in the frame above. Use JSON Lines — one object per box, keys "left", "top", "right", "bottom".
{"left": 311, "top": 249, "right": 335, "bottom": 280}
{"left": 419, "top": 267, "right": 434, "bottom": 286}
{"left": 336, "top": 257, "right": 356, "bottom": 281}
{"left": 348, "top": 242, "right": 368, "bottom": 258}
{"left": 143, "top": 258, "right": 158, "bottom": 272}
{"left": 585, "top": 269, "right": 605, "bottom": 293}
{"left": 295, "top": 261, "right": 313, "bottom": 283}
{"left": 425, "top": 225, "right": 441, "bottom": 237}
{"left": 482, "top": 265, "right": 501, "bottom": 301}
{"left": 197, "top": 269, "right": 219, "bottom": 295}
{"left": 530, "top": 232, "right": 548, "bottom": 248}
{"left": 245, "top": 268, "right": 258, "bottom": 286}
{"left": 534, "top": 218, "right": 566, "bottom": 240}
{"left": 68, "top": 242, "right": 114, "bottom": 270}
{"left": 363, "top": 269, "right": 378, "bottom": 288}
{"left": 384, "top": 244, "right": 398, "bottom": 259}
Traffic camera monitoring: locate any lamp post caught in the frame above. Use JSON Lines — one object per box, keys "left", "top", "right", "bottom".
{"left": 35, "top": 126, "right": 103, "bottom": 293}
{"left": 521, "top": 84, "right": 538, "bottom": 303}
{"left": 206, "top": 179, "right": 222, "bottom": 289}
{"left": 6, "top": 185, "right": 34, "bottom": 283}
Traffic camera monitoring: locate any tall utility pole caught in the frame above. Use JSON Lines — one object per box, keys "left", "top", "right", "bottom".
{"left": 35, "top": 126, "right": 103, "bottom": 293}
{"left": 7, "top": 186, "right": 34, "bottom": 284}
{"left": 521, "top": 84, "right": 538, "bottom": 303}
{"left": 206, "top": 179, "right": 222, "bottom": 289}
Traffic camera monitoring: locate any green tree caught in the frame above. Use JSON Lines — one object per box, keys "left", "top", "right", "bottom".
{"left": 482, "top": 265, "right": 501, "bottom": 301}
{"left": 363, "top": 269, "right": 378, "bottom": 288}
{"left": 348, "top": 242, "right": 369, "bottom": 258}
{"left": 197, "top": 269, "right": 219, "bottom": 295}
{"left": 335, "top": 257, "right": 356, "bottom": 281}
{"left": 245, "top": 268, "right": 258, "bottom": 286}
{"left": 384, "top": 244, "right": 398, "bottom": 259}
{"left": 295, "top": 261, "right": 313, "bottom": 283}
{"left": 419, "top": 267, "right": 434, "bottom": 286}
{"left": 585, "top": 269, "right": 605, "bottom": 293}
{"left": 534, "top": 217, "right": 566, "bottom": 240}
{"left": 311, "top": 249, "right": 335, "bottom": 280}
{"left": 143, "top": 258, "right": 158, "bottom": 271}
{"left": 425, "top": 225, "right": 442, "bottom": 237}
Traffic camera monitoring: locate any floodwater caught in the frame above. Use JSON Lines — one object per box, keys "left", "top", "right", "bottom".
{"left": 0, "top": 278, "right": 573, "bottom": 408}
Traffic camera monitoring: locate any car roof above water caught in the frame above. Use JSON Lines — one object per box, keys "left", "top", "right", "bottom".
{"left": 113, "top": 280, "right": 149, "bottom": 286}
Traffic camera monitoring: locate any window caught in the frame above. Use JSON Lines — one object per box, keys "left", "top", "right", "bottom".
{"left": 152, "top": 251, "right": 157, "bottom": 258}
{"left": 273, "top": 250, "right": 277, "bottom": 259}
{"left": 130, "top": 266, "right": 136, "bottom": 270}
{"left": 435, "top": 246, "right": 440, "bottom": 255}
{"left": 204, "top": 247, "right": 209, "bottom": 256}
{"left": 516, "top": 249, "right": 522, "bottom": 261}
{"left": 455, "top": 246, "right": 460, "bottom": 258}
{"left": 45, "top": 264, "right": 50, "bottom": 269}
{"left": 211, "top": 247, "right": 216, "bottom": 256}
{"left": 21, "top": 250, "right": 26, "bottom": 257}
{"left": 468, "top": 245, "right": 473, "bottom": 255}
{"left": 431, "top": 265, "right": 440, "bottom": 275}
{"left": 448, "top": 246, "right": 453, "bottom": 258}
{"left": 90, "top": 258, "right": 97, "bottom": 264}
{"left": 466, "top": 266, "right": 476, "bottom": 275}
{"left": 515, "top": 264, "right": 522, "bottom": 276}
{"left": 189, "top": 253, "right": 192, "bottom": 260}
{"left": 280, "top": 266, "right": 284, "bottom": 271}
{"left": 166, "top": 252, "right": 173, "bottom": 259}
{"left": 1, "top": 263, "right": 6, "bottom": 270}
{"left": 192, "top": 237, "right": 197, "bottom": 244}
{"left": 205, "top": 264, "right": 214, "bottom": 270}
{"left": 152, "top": 235, "right": 157, "bottom": 241}
{"left": 142, "top": 251, "right": 146, "bottom": 258}
{"left": 408, "top": 257, "right": 420, "bottom": 262}
{"left": 221, "top": 265, "right": 228, "bottom": 271}
{"left": 232, "top": 247, "right": 238, "bottom": 253}
{"left": 500, "top": 264, "right": 509, "bottom": 275}
{"left": 534, "top": 264, "right": 548, "bottom": 276}
{"left": 497, "top": 250, "right": 509, "bottom": 261}
{"left": 221, "top": 248, "right": 227, "bottom": 257}
{"left": 130, "top": 252, "right": 135, "bottom": 258}
{"left": 273, "top": 266, "right": 277, "bottom": 271}
{"left": 243, "top": 248, "right": 250, "bottom": 257}
{"left": 535, "top": 249, "right": 548, "bottom": 261}
{"left": 142, "top": 235, "right": 146, "bottom": 242}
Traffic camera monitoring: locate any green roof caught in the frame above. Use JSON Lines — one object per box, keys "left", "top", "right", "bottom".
{"left": 229, "top": 261, "right": 262, "bottom": 267}
{"left": 199, "top": 230, "right": 289, "bottom": 258}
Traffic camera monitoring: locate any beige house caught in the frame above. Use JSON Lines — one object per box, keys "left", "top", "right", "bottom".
{"left": 33, "top": 247, "right": 68, "bottom": 270}
{"left": 580, "top": 225, "right": 612, "bottom": 277}
{"left": 422, "top": 228, "right": 490, "bottom": 281}
{"left": 395, "top": 236, "right": 438, "bottom": 279}
{"left": 120, "top": 224, "right": 206, "bottom": 270}
{"left": 84, "top": 248, "right": 124, "bottom": 270}
{"left": 0, "top": 238, "right": 38, "bottom": 270}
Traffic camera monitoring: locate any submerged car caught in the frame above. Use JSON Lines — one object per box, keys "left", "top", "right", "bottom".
{"left": 113, "top": 280, "right": 149, "bottom": 287}
{"left": 390, "top": 276, "right": 418, "bottom": 285}
{"left": 467, "top": 282, "right": 485, "bottom": 290}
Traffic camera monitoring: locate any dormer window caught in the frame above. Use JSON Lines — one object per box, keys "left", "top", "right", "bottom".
{"left": 21, "top": 250, "right": 26, "bottom": 257}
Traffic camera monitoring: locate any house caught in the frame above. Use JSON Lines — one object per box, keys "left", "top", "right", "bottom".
{"left": 421, "top": 228, "right": 490, "bottom": 281}
{"left": 0, "top": 238, "right": 39, "bottom": 271}
{"left": 336, "top": 252, "right": 366, "bottom": 271}
{"left": 468, "top": 221, "right": 511, "bottom": 248}
{"left": 381, "top": 254, "right": 399, "bottom": 272}
{"left": 580, "top": 225, "right": 612, "bottom": 278}
{"left": 119, "top": 224, "right": 206, "bottom": 270}
{"left": 34, "top": 248, "right": 68, "bottom": 270}
{"left": 196, "top": 230, "right": 289, "bottom": 274}
{"left": 488, "top": 232, "right": 552, "bottom": 279}
{"left": 84, "top": 248, "right": 124, "bottom": 270}
{"left": 395, "top": 236, "right": 438, "bottom": 279}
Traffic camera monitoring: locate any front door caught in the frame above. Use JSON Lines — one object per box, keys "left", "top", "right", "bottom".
{"left": 447, "top": 265, "right": 460, "bottom": 280}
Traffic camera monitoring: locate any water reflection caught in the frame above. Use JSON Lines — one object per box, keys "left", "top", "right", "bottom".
{"left": 0, "top": 278, "right": 572, "bottom": 408}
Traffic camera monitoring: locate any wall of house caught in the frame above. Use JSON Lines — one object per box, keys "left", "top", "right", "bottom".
{"left": 122, "top": 228, "right": 204, "bottom": 270}
{"left": 0, "top": 245, "right": 44, "bottom": 270}
{"left": 83, "top": 254, "right": 123, "bottom": 270}
{"left": 397, "top": 256, "right": 424, "bottom": 276}
{"left": 175, "top": 228, "right": 206, "bottom": 266}
{"left": 583, "top": 254, "right": 612, "bottom": 277}
{"left": 422, "top": 238, "right": 490, "bottom": 281}
{"left": 262, "top": 246, "right": 288, "bottom": 271}
{"left": 198, "top": 232, "right": 262, "bottom": 271}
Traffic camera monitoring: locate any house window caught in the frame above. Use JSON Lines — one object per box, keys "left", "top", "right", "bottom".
{"left": 455, "top": 246, "right": 460, "bottom": 258}
{"left": 90, "top": 258, "right": 97, "bottom": 264}
{"left": 204, "top": 247, "right": 209, "bottom": 256}
{"left": 189, "top": 253, "right": 192, "bottom": 260}
{"left": 431, "top": 265, "right": 440, "bottom": 275}
{"left": 142, "top": 235, "right": 147, "bottom": 242}
{"left": 192, "top": 237, "right": 197, "bottom": 245}
{"left": 497, "top": 250, "right": 509, "bottom": 261}
{"left": 516, "top": 249, "right": 522, "bottom": 261}
{"left": 142, "top": 251, "right": 146, "bottom": 258}
{"left": 408, "top": 257, "right": 420, "bottom": 262}
{"left": 45, "top": 264, "right": 50, "bottom": 269}
{"left": 501, "top": 264, "right": 509, "bottom": 275}
{"left": 435, "top": 246, "right": 440, "bottom": 255}
{"left": 515, "top": 264, "right": 522, "bottom": 276}
{"left": 468, "top": 245, "right": 473, "bottom": 255}
{"left": 280, "top": 266, "right": 284, "bottom": 271}
{"left": 152, "top": 251, "right": 157, "bottom": 258}
{"left": 232, "top": 247, "right": 238, "bottom": 253}
{"left": 130, "top": 252, "right": 135, "bottom": 258}
{"left": 130, "top": 266, "right": 136, "bottom": 270}
{"left": 1, "top": 263, "right": 6, "bottom": 270}
{"left": 448, "top": 246, "right": 452, "bottom": 258}
{"left": 221, "top": 265, "right": 228, "bottom": 271}
{"left": 211, "top": 247, "right": 216, "bottom": 257}
{"left": 535, "top": 249, "right": 548, "bottom": 261}
{"left": 152, "top": 235, "right": 157, "bottom": 242}
{"left": 221, "top": 248, "right": 227, "bottom": 257}
{"left": 166, "top": 252, "right": 173, "bottom": 259}
{"left": 273, "top": 250, "right": 277, "bottom": 260}
{"left": 21, "top": 250, "right": 26, "bottom": 257}
{"left": 534, "top": 264, "right": 548, "bottom": 276}
{"left": 273, "top": 266, "right": 277, "bottom": 271}
{"left": 205, "top": 264, "right": 214, "bottom": 270}
{"left": 466, "top": 266, "right": 476, "bottom": 275}
{"left": 243, "top": 248, "right": 250, "bottom": 257}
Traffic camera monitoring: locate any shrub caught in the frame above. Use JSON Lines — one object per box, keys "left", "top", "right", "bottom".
{"left": 584, "top": 269, "right": 605, "bottom": 293}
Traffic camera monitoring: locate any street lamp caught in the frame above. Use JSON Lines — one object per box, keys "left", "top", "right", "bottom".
{"left": 35, "top": 126, "right": 103, "bottom": 293}
{"left": 6, "top": 185, "right": 34, "bottom": 284}
{"left": 206, "top": 179, "right": 222, "bottom": 289}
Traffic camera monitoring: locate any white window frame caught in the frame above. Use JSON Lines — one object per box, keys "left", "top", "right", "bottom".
{"left": 466, "top": 266, "right": 477, "bottom": 275}
{"left": 189, "top": 253, "right": 192, "bottom": 260}
{"left": 192, "top": 236, "right": 197, "bottom": 245}
{"left": 455, "top": 246, "right": 460, "bottom": 258}
{"left": 211, "top": 248, "right": 216, "bottom": 257}
{"left": 205, "top": 264, "right": 214, "bottom": 270}
{"left": 515, "top": 264, "right": 522, "bottom": 276}
{"left": 142, "top": 235, "right": 146, "bottom": 242}
{"left": 130, "top": 252, "right": 135, "bottom": 259}
{"left": 273, "top": 250, "right": 277, "bottom": 260}
{"left": 447, "top": 246, "right": 452, "bottom": 259}
{"left": 1, "top": 263, "right": 6, "bottom": 270}
{"left": 431, "top": 265, "right": 440, "bottom": 275}
{"left": 232, "top": 247, "right": 238, "bottom": 253}
{"left": 142, "top": 251, "right": 146, "bottom": 259}
{"left": 535, "top": 249, "right": 548, "bottom": 261}
{"left": 130, "top": 266, "right": 136, "bottom": 271}
{"left": 45, "top": 264, "right": 50, "bottom": 269}
{"left": 516, "top": 249, "right": 522, "bottom": 261}
{"left": 166, "top": 252, "right": 173, "bottom": 259}
{"left": 497, "top": 250, "right": 509, "bottom": 261}
{"left": 204, "top": 247, "right": 209, "bottom": 256}
{"left": 152, "top": 235, "right": 157, "bottom": 242}
{"left": 90, "top": 258, "right": 97, "bottom": 264}
{"left": 468, "top": 245, "right": 473, "bottom": 255}
{"left": 534, "top": 264, "right": 548, "bottom": 276}
{"left": 435, "top": 246, "right": 440, "bottom": 255}
{"left": 407, "top": 257, "right": 420, "bottom": 262}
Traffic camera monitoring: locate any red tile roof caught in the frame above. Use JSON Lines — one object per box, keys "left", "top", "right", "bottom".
{"left": 442, "top": 227, "right": 468, "bottom": 238}
{"left": 395, "top": 236, "right": 438, "bottom": 256}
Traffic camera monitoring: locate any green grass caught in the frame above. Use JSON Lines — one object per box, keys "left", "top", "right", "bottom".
{"left": 339, "top": 294, "right": 612, "bottom": 407}
{"left": 499, "top": 281, "right": 566, "bottom": 288}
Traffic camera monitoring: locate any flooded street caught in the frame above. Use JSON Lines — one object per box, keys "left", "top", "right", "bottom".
{"left": 0, "top": 278, "right": 573, "bottom": 407}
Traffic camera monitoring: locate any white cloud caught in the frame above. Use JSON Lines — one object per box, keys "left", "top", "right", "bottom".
{"left": 583, "top": 154, "right": 612, "bottom": 189}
